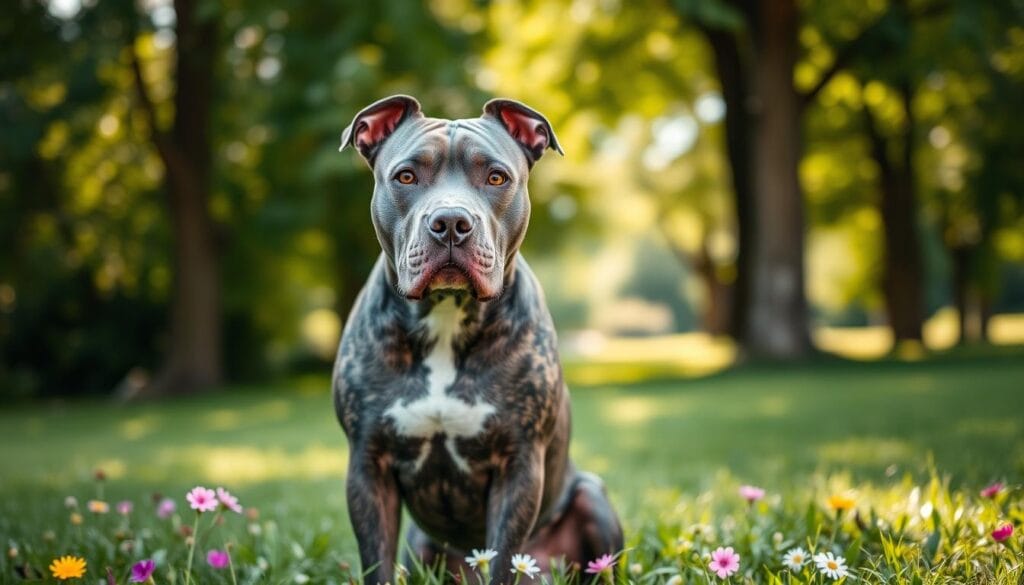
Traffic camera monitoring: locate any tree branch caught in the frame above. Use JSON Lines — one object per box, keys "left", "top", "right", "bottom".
{"left": 130, "top": 35, "right": 197, "bottom": 195}
{"left": 799, "top": 0, "right": 949, "bottom": 109}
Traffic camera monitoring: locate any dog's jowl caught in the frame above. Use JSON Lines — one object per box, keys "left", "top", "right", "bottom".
{"left": 333, "top": 95, "right": 623, "bottom": 585}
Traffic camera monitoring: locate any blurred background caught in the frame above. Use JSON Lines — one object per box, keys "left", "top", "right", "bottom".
{"left": 2, "top": 0, "right": 1024, "bottom": 400}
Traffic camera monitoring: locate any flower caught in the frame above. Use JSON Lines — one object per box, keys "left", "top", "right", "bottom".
{"left": 707, "top": 547, "right": 740, "bottom": 579}
{"left": 207, "top": 549, "right": 230, "bottom": 569}
{"left": 827, "top": 494, "right": 855, "bottom": 512}
{"left": 294, "top": 574, "right": 310, "bottom": 584}
{"left": 117, "top": 501, "right": 133, "bottom": 516}
{"left": 49, "top": 555, "right": 87, "bottom": 580}
{"left": 585, "top": 553, "right": 616, "bottom": 574}
{"left": 157, "top": 498, "right": 176, "bottom": 519}
{"left": 87, "top": 500, "right": 110, "bottom": 514}
{"left": 186, "top": 486, "right": 218, "bottom": 513}
{"left": 64, "top": 496, "right": 78, "bottom": 509}
{"left": 216, "top": 487, "right": 243, "bottom": 513}
{"left": 129, "top": 560, "right": 155, "bottom": 583}
{"left": 739, "top": 485, "right": 765, "bottom": 503}
{"left": 628, "top": 563, "right": 643, "bottom": 576}
{"left": 782, "top": 547, "right": 808, "bottom": 572}
{"left": 69, "top": 512, "right": 83, "bottom": 525}
{"left": 465, "top": 548, "right": 498, "bottom": 570}
{"left": 981, "top": 482, "right": 1004, "bottom": 499}
{"left": 666, "top": 575, "right": 683, "bottom": 585}
{"left": 992, "top": 523, "right": 1014, "bottom": 542}
{"left": 813, "top": 552, "right": 849, "bottom": 580}
{"left": 510, "top": 553, "right": 540, "bottom": 579}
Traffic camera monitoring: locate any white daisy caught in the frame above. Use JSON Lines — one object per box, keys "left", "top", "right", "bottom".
{"left": 510, "top": 553, "right": 541, "bottom": 580}
{"left": 466, "top": 548, "right": 498, "bottom": 570}
{"left": 782, "top": 547, "right": 809, "bottom": 572}
{"left": 813, "top": 552, "right": 849, "bottom": 580}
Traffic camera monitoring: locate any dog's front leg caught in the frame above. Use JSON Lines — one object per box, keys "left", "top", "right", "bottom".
{"left": 486, "top": 444, "right": 544, "bottom": 585}
{"left": 346, "top": 450, "right": 400, "bottom": 585}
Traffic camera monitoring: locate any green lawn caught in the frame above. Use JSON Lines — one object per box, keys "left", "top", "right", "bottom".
{"left": 1, "top": 348, "right": 1023, "bottom": 583}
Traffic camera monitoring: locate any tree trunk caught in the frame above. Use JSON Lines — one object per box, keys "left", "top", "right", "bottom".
{"left": 145, "top": 0, "right": 222, "bottom": 394}
{"left": 745, "top": 0, "right": 812, "bottom": 358}
{"left": 951, "top": 245, "right": 972, "bottom": 344}
{"left": 863, "top": 89, "right": 925, "bottom": 343}
{"left": 702, "top": 26, "right": 754, "bottom": 344}
{"left": 695, "top": 241, "right": 732, "bottom": 336}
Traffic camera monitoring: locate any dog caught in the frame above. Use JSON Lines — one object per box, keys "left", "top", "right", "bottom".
{"left": 333, "top": 95, "right": 623, "bottom": 584}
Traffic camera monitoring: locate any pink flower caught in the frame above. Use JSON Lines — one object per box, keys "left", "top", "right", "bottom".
{"left": 981, "top": 482, "right": 1004, "bottom": 499}
{"left": 117, "top": 501, "right": 134, "bottom": 516}
{"left": 186, "top": 487, "right": 218, "bottom": 513}
{"left": 738, "top": 485, "right": 765, "bottom": 503}
{"left": 156, "top": 498, "right": 176, "bottom": 519}
{"left": 992, "top": 523, "right": 1014, "bottom": 542}
{"left": 708, "top": 547, "right": 740, "bottom": 579}
{"left": 206, "top": 550, "right": 230, "bottom": 569}
{"left": 129, "top": 559, "right": 155, "bottom": 582}
{"left": 216, "top": 487, "right": 243, "bottom": 514}
{"left": 584, "top": 554, "right": 616, "bottom": 574}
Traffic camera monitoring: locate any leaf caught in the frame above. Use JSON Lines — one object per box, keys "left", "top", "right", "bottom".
{"left": 923, "top": 528, "right": 941, "bottom": 565}
{"left": 308, "top": 531, "right": 331, "bottom": 559}
{"left": 844, "top": 534, "right": 863, "bottom": 567}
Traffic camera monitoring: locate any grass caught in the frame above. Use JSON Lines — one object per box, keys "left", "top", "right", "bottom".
{"left": 1, "top": 348, "right": 1022, "bottom": 583}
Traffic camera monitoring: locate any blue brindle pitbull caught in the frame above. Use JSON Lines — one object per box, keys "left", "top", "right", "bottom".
{"left": 333, "top": 95, "right": 623, "bottom": 584}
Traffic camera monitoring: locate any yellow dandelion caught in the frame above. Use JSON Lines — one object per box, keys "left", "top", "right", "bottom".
{"left": 69, "top": 512, "right": 83, "bottom": 525}
{"left": 827, "top": 493, "right": 856, "bottom": 511}
{"left": 86, "top": 500, "right": 109, "bottom": 514}
{"left": 49, "top": 555, "right": 87, "bottom": 580}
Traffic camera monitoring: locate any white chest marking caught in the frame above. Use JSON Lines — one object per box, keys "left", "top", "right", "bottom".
{"left": 384, "top": 297, "right": 496, "bottom": 473}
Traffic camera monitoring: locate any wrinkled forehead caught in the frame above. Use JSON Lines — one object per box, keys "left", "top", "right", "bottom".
{"left": 375, "top": 116, "right": 528, "bottom": 174}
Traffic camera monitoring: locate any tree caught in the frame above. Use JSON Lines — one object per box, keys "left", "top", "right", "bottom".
{"left": 131, "top": 0, "right": 222, "bottom": 394}
{"left": 676, "top": 0, "right": 812, "bottom": 358}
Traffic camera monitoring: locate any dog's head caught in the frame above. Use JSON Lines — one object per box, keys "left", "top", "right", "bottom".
{"left": 340, "top": 95, "right": 562, "bottom": 301}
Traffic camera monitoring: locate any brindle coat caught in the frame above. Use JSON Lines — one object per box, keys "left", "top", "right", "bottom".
{"left": 333, "top": 95, "right": 622, "bottom": 585}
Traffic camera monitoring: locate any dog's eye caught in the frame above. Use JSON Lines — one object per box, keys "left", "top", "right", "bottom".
{"left": 487, "top": 171, "right": 509, "bottom": 186}
{"left": 395, "top": 170, "right": 417, "bottom": 185}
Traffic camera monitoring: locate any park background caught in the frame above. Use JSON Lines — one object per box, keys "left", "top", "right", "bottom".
{"left": 1, "top": 0, "right": 1024, "bottom": 583}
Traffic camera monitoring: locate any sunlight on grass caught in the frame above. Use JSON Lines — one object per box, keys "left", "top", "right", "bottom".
{"left": 158, "top": 443, "right": 348, "bottom": 485}
{"left": 817, "top": 437, "right": 915, "bottom": 466}
{"left": 990, "top": 312, "right": 1024, "bottom": 345}
{"left": 816, "top": 310, "right": 1024, "bottom": 359}
{"left": 563, "top": 332, "right": 735, "bottom": 385}
{"left": 119, "top": 414, "right": 161, "bottom": 440}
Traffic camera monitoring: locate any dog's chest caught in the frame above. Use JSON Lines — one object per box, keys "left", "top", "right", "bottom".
{"left": 383, "top": 297, "right": 496, "bottom": 473}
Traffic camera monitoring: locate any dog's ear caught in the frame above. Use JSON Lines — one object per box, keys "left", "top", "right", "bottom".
{"left": 340, "top": 95, "right": 422, "bottom": 165}
{"left": 483, "top": 98, "right": 563, "bottom": 165}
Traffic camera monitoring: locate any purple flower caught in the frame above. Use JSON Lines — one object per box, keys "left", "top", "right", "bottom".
{"left": 187, "top": 486, "right": 218, "bottom": 513}
{"left": 216, "top": 487, "right": 243, "bottom": 514}
{"left": 129, "top": 559, "right": 155, "bottom": 583}
{"left": 585, "top": 553, "right": 616, "bottom": 574}
{"left": 992, "top": 523, "right": 1014, "bottom": 543}
{"left": 981, "top": 482, "right": 1004, "bottom": 499}
{"left": 156, "top": 498, "right": 176, "bottom": 519}
{"left": 117, "top": 501, "right": 134, "bottom": 516}
{"left": 207, "top": 550, "right": 230, "bottom": 569}
{"left": 739, "top": 485, "right": 766, "bottom": 503}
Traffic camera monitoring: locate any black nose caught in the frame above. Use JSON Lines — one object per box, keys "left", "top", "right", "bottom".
{"left": 427, "top": 207, "right": 475, "bottom": 246}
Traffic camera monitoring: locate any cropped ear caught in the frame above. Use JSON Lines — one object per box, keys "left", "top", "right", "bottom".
{"left": 482, "top": 98, "right": 563, "bottom": 165}
{"left": 340, "top": 95, "right": 422, "bottom": 165}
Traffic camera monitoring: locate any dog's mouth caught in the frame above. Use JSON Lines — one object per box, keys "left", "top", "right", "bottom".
{"left": 404, "top": 261, "right": 483, "bottom": 300}
{"left": 427, "top": 264, "right": 471, "bottom": 292}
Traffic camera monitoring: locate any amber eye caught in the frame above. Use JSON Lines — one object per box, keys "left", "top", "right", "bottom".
{"left": 487, "top": 171, "right": 508, "bottom": 186}
{"left": 395, "top": 170, "right": 417, "bottom": 185}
